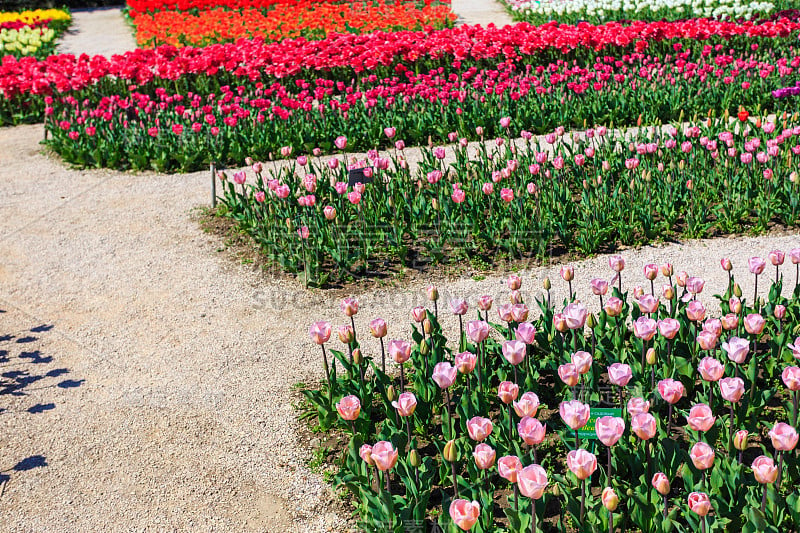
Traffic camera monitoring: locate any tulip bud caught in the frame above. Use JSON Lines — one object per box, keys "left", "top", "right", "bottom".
{"left": 602, "top": 487, "right": 619, "bottom": 512}
{"left": 652, "top": 472, "right": 671, "bottom": 496}
{"left": 427, "top": 285, "right": 439, "bottom": 301}
{"left": 586, "top": 314, "right": 596, "bottom": 329}
{"left": 663, "top": 285, "right": 675, "bottom": 300}
{"left": 775, "top": 305, "right": 787, "bottom": 320}
{"left": 543, "top": 278, "right": 551, "bottom": 290}
{"left": 352, "top": 348, "right": 363, "bottom": 365}
{"left": 734, "top": 430, "right": 749, "bottom": 451}
{"left": 552, "top": 483, "right": 560, "bottom": 496}
{"left": 420, "top": 340, "right": 430, "bottom": 355}
{"left": 733, "top": 283, "right": 742, "bottom": 298}
{"left": 432, "top": 198, "right": 439, "bottom": 211}
{"left": 720, "top": 258, "right": 732, "bottom": 271}
{"left": 547, "top": 333, "right": 555, "bottom": 343}
{"left": 409, "top": 449, "right": 421, "bottom": 468}
{"left": 387, "top": 385, "right": 397, "bottom": 402}
{"left": 443, "top": 440, "right": 458, "bottom": 462}
{"left": 646, "top": 347, "right": 657, "bottom": 365}
{"left": 423, "top": 319, "right": 432, "bottom": 335}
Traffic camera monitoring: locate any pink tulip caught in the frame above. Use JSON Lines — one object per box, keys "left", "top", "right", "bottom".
{"left": 789, "top": 337, "right": 800, "bottom": 359}
{"left": 686, "top": 276, "right": 705, "bottom": 295}
{"left": 676, "top": 271, "right": 688, "bottom": 287}
{"left": 782, "top": 367, "right": 800, "bottom": 391}
{"left": 690, "top": 441, "right": 715, "bottom": 470}
{"left": 553, "top": 313, "right": 568, "bottom": 332}
{"left": 775, "top": 305, "right": 786, "bottom": 320}
{"left": 388, "top": 340, "right": 411, "bottom": 363}
{"left": 466, "top": 320, "right": 489, "bottom": 343}
{"left": 433, "top": 362, "right": 457, "bottom": 389}
{"left": 662, "top": 285, "right": 675, "bottom": 300}
{"left": 337, "top": 325, "right": 354, "bottom": 344}
{"left": 627, "top": 397, "right": 650, "bottom": 416}
{"left": 631, "top": 412, "right": 657, "bottom": 440}
{"left": 517, "top": 464, "right": 548, "bottom": 499}
{"left": 515, "top": 322, "right": 537, "bottom": 344}
{"left": 559, "top": 400, "right": 591, "bottom": 430}
{"left": 687, "top": 404, "right": 716, "bottom": 432}
{"left": 721, "top": 313, "right": 739, "bottom": 330}
{"left": 652, "top": 472, "right": 670, "bottom": 495}
{"left": 686, "top": 300, "right": 706, "bottom": 322}
{"left": 698, "top": 357, "right": 724, "bottom": 382}
{"left": 655, "top": 320, "right": 680, "bottom": 341}
{"left": 768, "top": 423, "right": 799, "bottom": 451}
{"left": 558, "top": 364, "right": 579, "bottom": 387}
{"left": 560, "top": 265, "right": 575, "bottom": 282}
{"left": 596, "top": 416, "right": 625, "bottom": 446}
{"left": 498, "top": 304, "right": 514, "bottom": 323}
{"left": 719, "top": 377, "right": 745, "bottom": 403}
{"left": 571, "top": 351, "right": 593, "bottom": 375}
{"left": 518, "top": 416, "right": 546, "bottom": 446}
{"left": 661, "top": 263, "right": 674, "bottom": 276}
{"left": 450, "top": 298, "right": 468, "bottom": 315}
{"left": 473, "top": 443, "right": 496, "bottom": 470}
{"left": 511, "top": 304, "right": 529, "bottom": 322}
{"left": 607, "top": 363, "right": 632, "bottom": 387}
{"left": 769, "top": 250, "right": 785, "bottom": 266}
{"left": 604, "top": 297, "right": 623, "bottom": 317}
{"left": 633, "top": 316, "right": 657, "bottom": 341}
{"left": 602, "top": 487, "right": 619, "bottom": 511}
{"left": 500, "top": 188, "right": 514, "bottom": 202}
{"left": 411, "top": 306, "right": 426, "bottom": 322}
{"left": 703, "top": 319, "right": 722, "bottom": 337}
{"left": 509, "top": 290, "right": 523, "bottom": 305}
{"left": 591, "top": 278, "right": 609, "bottom": 296}
{"left": 658, "top": 379, "right": 685, "bottom": 404}
{"left": 359, "top": 444, "right": 374, "bottom": 465}
{"left": 744, "top": 314, "right": 765, "bottom": 335}
{"left": 749, "top": 256, "right": 766, "bottom": 275}
{"left": 688, "top": 492, "right": 711, "bottom": 516}
{"left": 637, "top": 294, "right": 659, "bottom": 314}
{"left": 309, "top": 321, "right": 332, "bottom": 344}
{"left": 609, "top": 255, "right": 625, "bottom": 272}
{"left": 563, "top": 303, "right": 588, "bottom": 329}
{"left": 644, "top": 263, "right": 659, "bottom": 280}
{"left": 720, "top": 258, "right": 733, "bottom": 271}
{"left": 477, "top": 295, "right": 494, "bottom": 311}
{"left": 567, "top": 449, "right": 597, "bottom": 480}
{"left": 449, "top": 499, "right": 480, "bottom": 531}
{"left": 722, "top": 336, "right": 749, "bottom": 364}
{"left": 498, "top": 381, "right": 519, "bottom": 404}
{"left": 502, "top": 340, "right": 526, "bottom": 366}
{"left": 752, "top": 455, "right": 778, "bottom": 484}
{"left": 467, "top": 416, "right": 493, "bottom": 442}
{"left": 513, "top": 392, "right": 540, "bottom": 418}
{"left": 455, "top": 352, "right": 477, "bottom": 374}
{"left": 498, "top": 455, "right": 522, "bottom": 482}
{"left": 392, "top": 392, "right": 417, "bottom": 417}
{"left": 334, "top": 136, "right": 347, "bottom": 150}
{"left": 790, "top": 248, "right": 800, "bottom": 264}
{"left": 336, "top": 395, "right": 361, "bottom": 421}
{"left": 369, "top": 318, "right": 387, "bottom": 338}
{"left": 506, "top": 274, "right": 522, "bottom": 290}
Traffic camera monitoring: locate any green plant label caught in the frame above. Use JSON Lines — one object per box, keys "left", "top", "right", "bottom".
{"left": 577, "top": 408, "right": 622, "bottom": 439}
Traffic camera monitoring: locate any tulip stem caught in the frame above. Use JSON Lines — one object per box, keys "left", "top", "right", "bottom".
{"left": 400, "top": 364, "right": 405, "bottom": 394}
{"left": 761, "top": 483, "right": 767, "bottom": 513}
{"left": 406, "top": 418, "right": 413, "bottom": 451}
{"left": 386, "top": 470, "right": 391, "bottom": 494}
{"left": 662, "top": 495, "right": 667, "bottom": 519}
{"left": 777, "top": 451, "right": 784, "bottom": 490}
{"left": 507, "top": 403, "right": 514, "bottom": 448}
{"left": 667, "top": 403, "right": 673, "bottom": 437}
{"left": 753, "top": 274, "right": 758, "bottom": 308}
{"left": 607, "top": 446, "right": 612, "bottom": 485}
{"left": 320, "top": 344, "right": 331, "bottom": 387}
{"left": 458, "top": 314, "right": 464, "bottom": 353}
{"left": 379, "top": 337, "right": 386, "bottom": 374}
{"left": 580, "top": 478, "right": 586, "bottom": 525}
{"left": 514, "top": 483, "right": 519, "bottom": 512}
{"left": 444, "top": 389, "right": 453, "bottom": 440}
{"left": 575, "top": 430, "right": 580, "bottom": 450}
{"left": 729, "top": 402, "right": 735, "bottom": 455}
{"left": 700, "top": 517, "right": 707, "bottom": 533}
{"left": 451, "top": 461, "right": 459, "bottom": 499}
{"left": 568, "top": 280, "right": 573, "bottom": 301}
{"left": 532, "top": 498, "right": 537, "bottom": 533}
{"left": 350, "top": 420, "right": 356, "bottom": 437}
{"left": 350, "top": 315, "right": 357, "bottom": 347}
{"left": 434, "top": 300, "right": 438, "bottom": 319}
{"left": 793, "top": 390, "right": 799, "bottom": 427}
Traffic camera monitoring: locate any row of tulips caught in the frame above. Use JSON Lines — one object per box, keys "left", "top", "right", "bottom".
{"left": 42, "top": 42, "right": 800, "bottom": 171}
{"left": 127, "top": 0, "right": 456, "bottom": 47}
{"left": 1, "top": 17, "right": 799, "bottom": 124}
{"left": 303, "top": 253, "right": 800, "bottom": 531}
{"left": 0, "top": 8, "right": 70, "bottom": 60}
{"left": 210, "top": 112, "right": 798, "bottom": 285}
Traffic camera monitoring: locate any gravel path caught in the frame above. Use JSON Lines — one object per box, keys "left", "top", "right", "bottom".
{"left": 451, "top": 0, "right": 515, "bottom": 27}
{"left": 0, "top": 123, "right": 797, "bottom": 532}
{"left": 57, "top": 7, "right": 137, "bottom": 57}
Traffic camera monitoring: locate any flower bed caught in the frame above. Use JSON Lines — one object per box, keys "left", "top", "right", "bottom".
{"left": 303, "top": 255, "right": 800, "bottom": 531}
{"left": 125, "top": 0, "right": 456, "bottom": 47}
{"left": 204, "top": 115, "right": 800, "bottom": 285}
{"left": 503, "top": 0, "right": 789, "bottom": 25}
{"left": 1, "top": 17, "right": 798, "bottom": 125}
{"left": 0, "top": 8, "right": 71, "bottom": 59}
{"left": 44, "top": 42, "right": 800, "bottom": 172}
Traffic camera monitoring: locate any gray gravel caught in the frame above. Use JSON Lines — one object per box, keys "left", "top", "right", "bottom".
{"left": 56, "top": 7, "right": 137, "bottom": 58}
{"left": 0, "top": 123, "right": 797, "bottom": 532}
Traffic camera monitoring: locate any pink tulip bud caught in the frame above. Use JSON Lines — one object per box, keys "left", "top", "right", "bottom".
{"left": 722, "top": 336, "right": 749, "bottom": 364}
{"left": 560, "top": 265, "right": 574, "bottom": 282}
{"left": 686, "top": 277, "right": 705, "bottom": 295}
{"left": 449, "top": 499, "right": 480, "bottom": 531}
{"left": 564, "top": 303, "right": 588, "bottom": 330}
{"left": 340, "top": 297, "right": 358, "bottom": 317}
{"left": 644, "top": 263, "right": 658, "bottom": 280}
{"left": 518, "top": 416, "right": 546, "bottom": 446}
{"left": 515, "top": 322, "right": 537, "bottom": 344}
{"left": 662, "top": 285, "right": 675, "bottom": 300}
{"left": 782, "top": 366, "right": 800, "bottom": 391}
{"left": 411, "top": 306, "right": 426, "bottom": 323}
{"left": 392, "top": 392, "right": 417, "bottom": 417}
{"left": 769, "top": 250, "right": 785, "bottom": 266}
{"left": 602, "top": 487, "right": 619, "bottom": 512}
{"left": 466, "top": 320, "right": 489, "bottom": 343}
{"left": 789, "top": 337, "right": 800, "bottom": 359}
{"left": 652, "top": 472, "right": 670, "bottom": 495}
{"left": 473, "top": 443, "right": 496, "bottom": 470}
{"left": 637, "top": 294, "right": 659, "bottom": 314}
{"left": 687, "top": 404, "right": 716, "bottom": 432}
{"left": 337, "top": 325, "right": 354, "bottom": 344}
{"left": 450, "top": 298, "right": 469, "bottom": 315}
{"left": 359, "top": 444, "right": 374, "bottom": 465}
{"left": 604, "top": 297, "right": 623, "bottom": 317}
{"left": 590, "top": 278, "right": 609, "bottom": 296}
{"left": 633, "top": 316, "right": 657, "bottom": 341}
{"left": 658, "top": 318, "right": 680, "bottom": 339}
{"left": 455, "top": 352, "right": 477, "bottom": 374}
{"left": 567, "top": 449, "right": 597, "bottom": 480}
{"left": 609, "top": 255, "right": 625, "bottom": 272}
{"left": 749, "top": 256, "right": 766, "bottom": 275}
{"left": 608, "top": 363, "right": 632, "bottom": 387}
{"left": 719, "top": 377, "right": 745, "bottom": 403}
{"left": 517, "top": 464, "right": 548, "bottom": 500}
{"left": 334, "top": 136, "right": 347, "bottom": 150}
{"left": 467, "top": 416, "right": 493, "bottom": 442}
{"left": 688, "top": 492, "right": 711, "bottom": 516}
{"left": 697, "top": 330, "right": 718, "bottom": 352}
{"left": 558, "top": 363, "right": 579, "bottom": 387}
{"left": 388, "top": 339, "right": 411, "bottom": 363}
{"left": 744, "top": 313, "right": 765, "bottom": 335}
{"left": 660, "top": 263, "right": 673, "bottom": 276}
{"left": 571, "top": 351, "right": 593, "bottom": 375}
{"left": 686, "top": 301, "right": 706, "bottom": 322}
{"left": 690, "top": 441, "right": 715, "bottom": 470}
{"left": 775, "top": 305, "right": 786, "bottom": 320}
{"left": 720, "top": 257, "right": 733, "bottom": 271}
{"left": 633, "top": 286, "right": 645, "bottom": 300}
{"left": 734, "top": 430, "right": 749, "bottom": 451}
{"left": 631, "top": 412, "right": 657, "bottom": 440}
{"left": 721, "top": 313, "right": 739, "bottom": 330}
{"left": 384, "top": 127, "right": 396, "bottom": 139}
